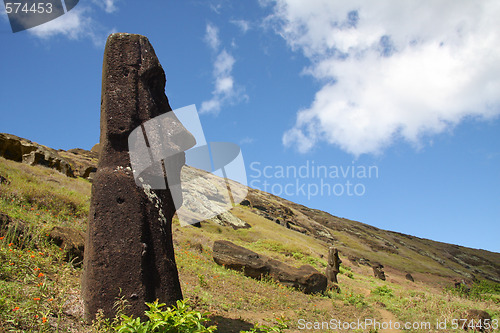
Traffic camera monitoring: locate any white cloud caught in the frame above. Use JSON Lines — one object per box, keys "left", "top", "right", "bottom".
{"left": 267, "top": 0, "right": 500, "bottom": 155}
{"left": 200, "top": 99, "right": 221, "bottom": 114}
{"left": 201, "top": 50, "right": 247, "bottom": 114}
{"left": 30, "top": 7, "right": 88, "bottom": 38}
{"left": 230, "top": 19, "right": 251, "bottom": 33}
{"left": 25, "top": 4, "right": 116, "bottom": 46}
{"left": 204, "top": 23, "right": 220, "bottom": 51}
{"left": 201, "top": 24, "right": 247, "bottom": 115}
{"left": 92, "top": 0, "right": 118, "bottom": 13}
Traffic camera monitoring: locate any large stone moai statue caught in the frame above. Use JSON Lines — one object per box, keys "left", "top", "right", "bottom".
{"left": 82, "top": 33, "right": 195, "bottom": 321}
{"left": 325, "top": 247, "right": 341, "bottom": 288}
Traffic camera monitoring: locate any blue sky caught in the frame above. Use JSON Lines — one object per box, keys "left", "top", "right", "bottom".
{"left": 1, "top": 1, "right": 499, "bottom": 252}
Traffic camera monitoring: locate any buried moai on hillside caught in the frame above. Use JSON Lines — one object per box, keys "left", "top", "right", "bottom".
{"left": 372, "top": 262, "right": 386, "bottom": 281}
{"left": 81, "top": 33, "right": 195, "bottom": 321}
{"left": 325, "top": 247, "right": 341, "bottom": 288}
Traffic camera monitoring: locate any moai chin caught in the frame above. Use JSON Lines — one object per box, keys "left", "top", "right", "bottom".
{"left": 81, "top": 33, "right": 195, "bottom": 321}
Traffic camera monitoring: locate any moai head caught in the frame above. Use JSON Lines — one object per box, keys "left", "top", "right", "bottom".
{"left": 328, "top": 247, "right": 341, "bottom": 267}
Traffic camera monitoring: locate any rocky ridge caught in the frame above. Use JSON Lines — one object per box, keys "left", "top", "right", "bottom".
{"left": 0, "top": 133, "right": 97, "bottom": 180}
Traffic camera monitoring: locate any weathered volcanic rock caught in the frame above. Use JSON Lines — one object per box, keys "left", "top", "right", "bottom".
{"left": 23, "top": 148, "right": 74, "bottom": 177}
{"left": 0, "top": 132, "right": 99, "bottom": 179}
{"left": 81, "top": 33, "right": 195, "bottom": 321}
{"left": 48, "top": 226, "right": 86, "bottom": 267}
{"left": 0, "top": 133, "right": 74, "bottom": 177}
{"left": 0, "top": 133, "right": 38, "bottom": 162}
{"left": 212, "top": 240, "right": 327, "bottom": 294}
{"left": 462, "top": 309, "right": 492, "bottom": 332}
{"left": 208, "top": 211, "right": 250, "bottom": 229}
{"left": 59, "top": 148, "right": 99, "bottom": 179}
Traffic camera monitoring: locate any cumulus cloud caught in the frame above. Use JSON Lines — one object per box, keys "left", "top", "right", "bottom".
{"left": 204, "top": 23, "right": 220, "bottom": 51}
{"left": 266, "top": 0, "right": 500, "bottom": 155}
{"left": 201, "top": 23, "right": 247, "bottom": 114}
{"left": 27, "top": 3, "right": 116, "bottom": 46}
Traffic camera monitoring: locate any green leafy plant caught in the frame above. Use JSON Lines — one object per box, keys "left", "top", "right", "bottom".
{"left": 115, "top": 299, "right": 216, "bottom": 333}
{"left": 371, "top": 285, "right": 393, "bottom": 297}
{"left": 344, "top": 293, "right": 367, "bottom": 308}
{"left": 198, "top": 274, "right": 208, "bottom": 288}
{"left": 93, "top": 291, "right": 130, "bottom": 332}
{"left": 445, "top": 280, "right": 500, "bottom": 302}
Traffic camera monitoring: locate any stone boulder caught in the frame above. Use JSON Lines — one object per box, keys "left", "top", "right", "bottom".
{"left": 462, "top": 309, "right": 492, "bottom": 332}
{"left": 212, "top": 240, "right": 327, "bottom": 294}
{"left": 48, "top": 226, "right": 86, "bottom": 267}
{"left": 208, "top": 211, "right": 250, "bottom": 229}
{"left": 405, "top": 273, "right": 414, "bottom": 282}
{"left": 177, "top": 166, "right": 250, "bottom": 229}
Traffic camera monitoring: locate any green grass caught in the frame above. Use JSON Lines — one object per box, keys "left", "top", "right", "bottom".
{"left": 1, "top": 156, "right": 499, "bottom": 332}
{"left": 0, "top": 235, "right": 83, "bottom": 332}
{"left": 0, "top": 158, "right": 89, "bottom": 332}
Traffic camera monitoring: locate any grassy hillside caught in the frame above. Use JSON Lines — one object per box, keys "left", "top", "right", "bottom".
{"left": 242, "top": 188, "right": 500, "bottom": 285}
{"left": 1, "top": 155, "right": 499, "bottom": 332}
